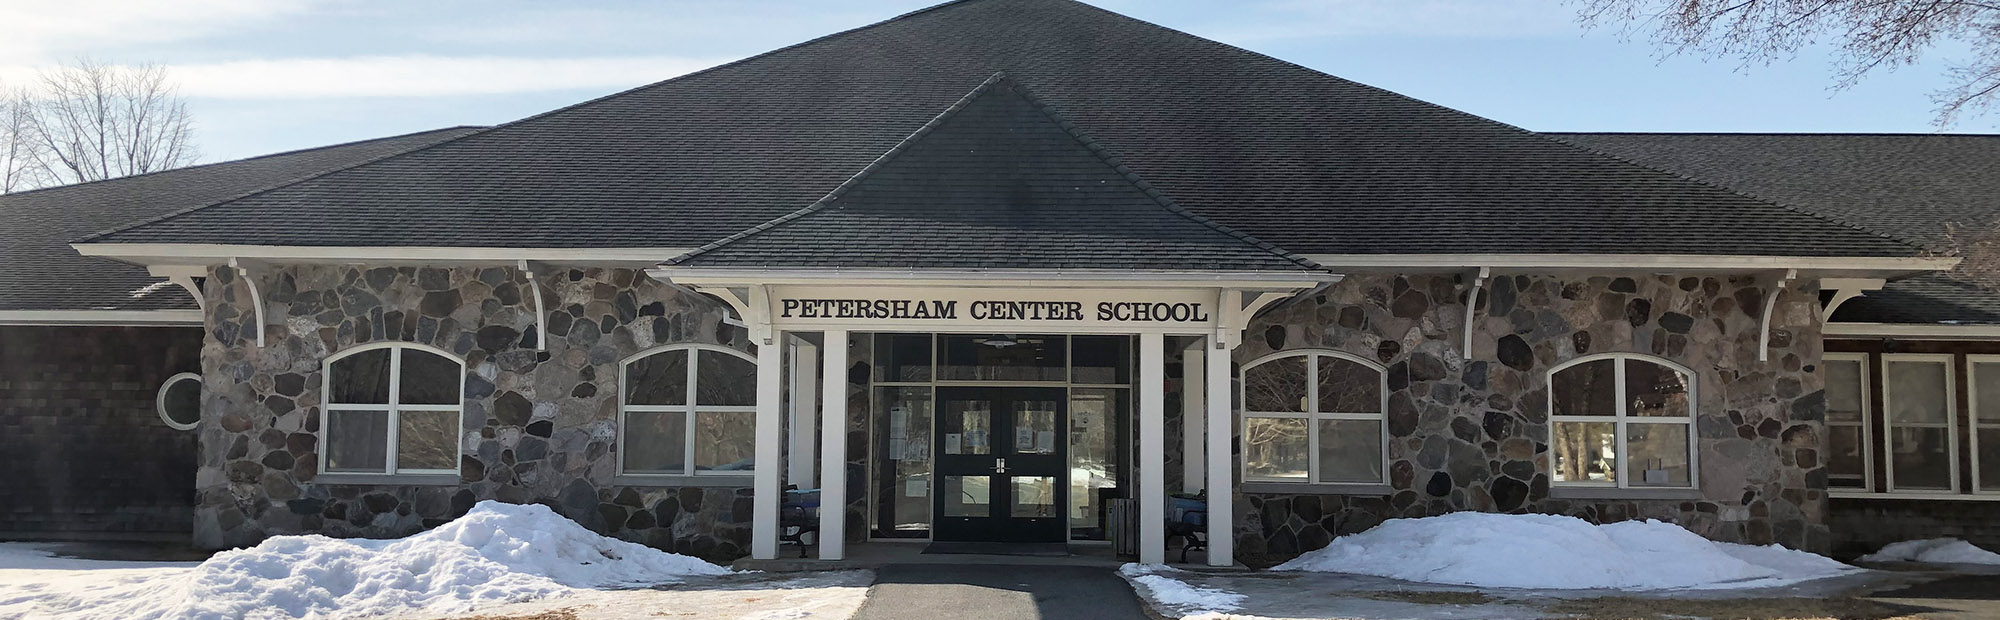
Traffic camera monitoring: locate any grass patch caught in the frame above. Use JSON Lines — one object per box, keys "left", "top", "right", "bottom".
{"left": 1541, "top": 596, "right": 1926, "bottom": 620}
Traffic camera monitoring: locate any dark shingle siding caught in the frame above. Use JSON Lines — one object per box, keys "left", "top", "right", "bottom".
{"left": 0, "top": 127, "right": 485, "bottom": 311}
{"left": 86, "top": 0, "right": 1918, "bottom": 259}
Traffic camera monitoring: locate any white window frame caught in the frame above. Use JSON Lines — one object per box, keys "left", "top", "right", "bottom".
{"left": 155, "top": 372, "right": 202, "bottom": 431}
{"left": 1881, "top": 353, "right": 1960, "bottom": 494}
{"left": 1965, "top": 355, "right": 2000, "bottom": 495}
{"left": 318, "top": 342, "right": 465, "bottom": 476}
{"left": 1546, "top": 353, "right": 1699, "bottom": 489}
{"left": 618, "top": 343, "right": 758, "bottom": 478}
{"left": 1238, "top": 350, "right": 1390, "bottom": 486}
{"left": 1823, "top": 352, "right": 1875, "bottom": 493}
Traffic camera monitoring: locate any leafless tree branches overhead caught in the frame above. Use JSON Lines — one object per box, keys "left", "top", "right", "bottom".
{"left": 1577, "top": 0, "right": 2000, "bottom": 126}
{"left": 0, "top": 59, "right": 197, "bottom": 194}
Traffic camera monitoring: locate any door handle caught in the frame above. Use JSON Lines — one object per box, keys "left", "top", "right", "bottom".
{"left": 994, "top": 458, "right": 1007, "bottom": 473}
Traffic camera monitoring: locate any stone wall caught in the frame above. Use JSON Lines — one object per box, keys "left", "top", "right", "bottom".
{"left": 196, "top": 265, "right": 759, "bottom": 561}
{"left": 0, "top": 325, "right": 202, "bottom": 537}
{"left": 1231, "top": 273, "right": 1828, "bottom": 566}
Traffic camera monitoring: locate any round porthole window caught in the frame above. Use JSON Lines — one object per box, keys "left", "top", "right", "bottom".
{"left": 156, "top": 372, "right": 202, "bottom": 431}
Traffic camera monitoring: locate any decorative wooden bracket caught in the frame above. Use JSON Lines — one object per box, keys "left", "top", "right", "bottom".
{"left": 517, "top": 260, "right": 549, "bottom": 351}
{"left": 1757, "top": 269, "right": 1797, "bottom": 363}
{"left": 1462, "top": 266, "right": 1491, "bottom": 360}
{"left": 227, "top": 258, "right": 268, "bottom": 347}
{"left": 1818, "top": 277, "right": 1886, "bottom": 322}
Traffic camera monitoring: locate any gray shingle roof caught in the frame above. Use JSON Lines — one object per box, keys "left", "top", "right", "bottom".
{"left": 83, "top": 0, "right": 1919, "bottom": 260}
{"left": 1556, "top": 132, "right": 2000, "bottom": 326}
{"left": 0, "top": 127, "right": 485, "bottom": 312}
{"left": 671, "top": 76, "right": 1320, "bottom": 272}
{"left": 1553, "top": 133, "right": 2000, "bottom": 250}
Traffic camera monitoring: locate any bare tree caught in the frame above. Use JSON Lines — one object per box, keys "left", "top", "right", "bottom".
{"left": 0, "top": 83, "right": 44, "bottom": 194}
{"left": 1576, "top": 1, "right": 2000, "bottom": 126}
{"left": 24, "top": 59, "right": 197, "bottom": 186}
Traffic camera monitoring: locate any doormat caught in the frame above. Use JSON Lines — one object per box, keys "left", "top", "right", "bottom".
{"left": 921, "top": 542, "right": 1071, "bottom": 557}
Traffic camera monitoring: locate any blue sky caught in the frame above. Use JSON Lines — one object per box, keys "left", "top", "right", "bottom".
{"left": 0, "top": 0, "right": 1983, "bottom": 163}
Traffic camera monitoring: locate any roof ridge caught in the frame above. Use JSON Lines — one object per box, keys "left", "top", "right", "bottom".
{"left": 0, "top": 125, "right": 483, "bottom": 202}
{"left": 665, "top": 71, "right": 1012, "bottom": 266}
{"left": 1000, "top": 77, "right": 1326, "bottom": 273}
{"left": 74, "top": 126, "right": 491, "bottom": 244}
{"left": 82, "top": 0, "right": 989, "bottom": 246}
{"left": 1541, "top": 133, "right": 1936, "bottom": 254}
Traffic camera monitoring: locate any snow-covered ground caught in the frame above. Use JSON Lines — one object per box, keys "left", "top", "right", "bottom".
{"left": 1119, "top": 564, "right": 1245, "bottom": 616}
{"left": 1860, "top": 538, "right": 2000, "bottom": 566}
{"left": 0, "top": 501, "right": 867, "bottom": 620}
{"left": 1272, "top": 512, "right": 1858, "bottom": 590}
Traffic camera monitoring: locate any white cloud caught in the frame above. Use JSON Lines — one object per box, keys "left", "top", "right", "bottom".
{"left": 1, "top": 55, "right": 737, "bottom": 99}
{"left": 1197, "top": 0, "right": 1578, "bottom": 43}
{"left": 0, "top": 0, "right": 310, "bottom": 61}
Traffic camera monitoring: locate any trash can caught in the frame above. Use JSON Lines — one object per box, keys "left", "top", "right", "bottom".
{"left": 1108, "top": 498, "right": 1138, "bottom": 557}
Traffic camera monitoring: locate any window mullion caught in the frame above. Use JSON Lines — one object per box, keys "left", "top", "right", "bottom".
{"left": 685, "top": 348, "right": 701, "bottom": 476}
{"left": 1613, "top": 356, "right": 1629, "bottom": 488}
{"left": 1306, "top": 354, "right": 1320, "bottom": 482}
{"left": 386, "top": 347, "right": 403, "bottom": 475}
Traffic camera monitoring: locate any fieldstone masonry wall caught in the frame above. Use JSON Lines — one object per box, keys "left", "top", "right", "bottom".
{"left": 195, "top": 265, "right": 759, "bottom": 560}
{"left": 1232, "top": 273, "right": 1828, "bottom": 566}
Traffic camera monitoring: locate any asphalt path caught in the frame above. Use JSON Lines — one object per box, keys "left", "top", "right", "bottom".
{"left": 849, "top": 564, "right": 1151, "bottom": 620}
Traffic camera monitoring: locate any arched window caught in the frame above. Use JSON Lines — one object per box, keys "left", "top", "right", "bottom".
{"left": 1240, "top": 350, "right": 1387, "bottom": 484}
{"left": 620, "top": 344, "right": 757, "bottom": 477}
{"left": 320, "top": 343, "right": 464, "bottom": 475}
{"left": 1548, "top": 353, "right": 1697, "bottom": 488}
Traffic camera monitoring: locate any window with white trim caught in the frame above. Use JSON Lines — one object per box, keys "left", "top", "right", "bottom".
{"left": 1972, "top": 356, "right": 2000, "bottom": 494}
{"left": 321, "top": 344, "right": 464, "bottom": 475}
{"left": 1548, "top": 354, "right": 1696, "bottom": 488}
{"left": 619, "top": 345, "right": 757, "bottom": 477}
{"left": 1240, "top": 351, "right": 1387, "bottom": 484}
{"left": 1823, "top": 353, "right": 1873, "bottom": 489}
{"left": 1883, "top": 354, "right": 1957, "bottom": 492}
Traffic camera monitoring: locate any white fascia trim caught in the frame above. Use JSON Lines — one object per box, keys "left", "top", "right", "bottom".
{"left": 1305, "top": 253, "right": 1958, "bottom": 274}
{"left": 1825, "top": 323, "right": 2000, "bottom": 340}
{"left": 72, "top": 243, "right": 692, "bottom": 266}
{"left": 652, "top": 266, "right": 1338, "bottom": 289}
{"left": 0, "top": 310, "right": 203, "bottom": 326}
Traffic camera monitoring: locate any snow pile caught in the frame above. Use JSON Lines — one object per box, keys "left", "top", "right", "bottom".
{"left": 1118, "top": 564, "right": 1244, "bottom": 614}
{"left": 1272, "top": 512, "right": 1856, "bottom": 590}
{"left": 0, "top": 501, "right": 728, "bottom": 619}
{"left": 1859, "top": 538, "right": 2000, "bottom": 565}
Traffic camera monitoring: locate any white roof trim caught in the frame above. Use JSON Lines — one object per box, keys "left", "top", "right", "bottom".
{"left": 72, "top": 243, "right": 691, "bottom": 266}
{"left": 652, "top": 266, "right": 1336, "bottom": 289}
{"left": 1305, "top": 253, "right": 1957, "bottom": 275}
{"left": 0, "top": 310, "right": 203, "bottom": 326}
{"left": 1825, "top": 322, "right": 2000, "bottom": 340}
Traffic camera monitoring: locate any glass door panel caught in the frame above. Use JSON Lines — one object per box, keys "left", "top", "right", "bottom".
{"left": 933, "top": 386, "right": 1068, "bottom": 543}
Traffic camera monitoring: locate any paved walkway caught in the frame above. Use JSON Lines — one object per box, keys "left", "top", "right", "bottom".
{"left": 849, "top": 564, "right": 1150, "bottom": 620}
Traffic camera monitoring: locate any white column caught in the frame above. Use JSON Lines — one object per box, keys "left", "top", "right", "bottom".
{"left": 1181, "top": 343, "right": 1206, "bottom": 494}
{"left": 1139, "top": 332, "right": 1166, "bottom": 564}
{"left": 787, "top": 339, "right": 820, "bottom": 488}
{"left": 1204, "top": 335, "right": 1234, "bottom": 567}
{"left": 751, "top": 331, "right": 786, "bottom": 560}
{"left": 818, "top": 329, "right": 849, "bottom": 560}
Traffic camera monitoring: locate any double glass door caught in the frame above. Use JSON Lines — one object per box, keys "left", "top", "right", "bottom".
{"left": 933, "top": 387, "right": 1067, "bottom": 543}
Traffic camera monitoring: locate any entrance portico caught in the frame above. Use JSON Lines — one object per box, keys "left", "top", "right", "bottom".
{"left": 648, "top": 269, "right": 1331, "bottom": 566}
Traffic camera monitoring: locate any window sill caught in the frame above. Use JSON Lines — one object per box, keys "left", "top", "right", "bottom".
{"left": 612, "top": 474, "right": 754, "bottom": 488}
{"left": 312, "top": 473, "right": 461, "bottom": 486}
{"left": 1548, "top": 486, "right": 1703, "bottom": 501}
{"left": 1241, "top": 482, "right": 1393, "bottom": 496}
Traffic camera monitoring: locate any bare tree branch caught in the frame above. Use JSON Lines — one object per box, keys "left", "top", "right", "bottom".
{"left": 21, "top": 58, "right": 197, "bottom": 186}
{"left": 1575, "top": 0, "right": 2000, "bottom": 126}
